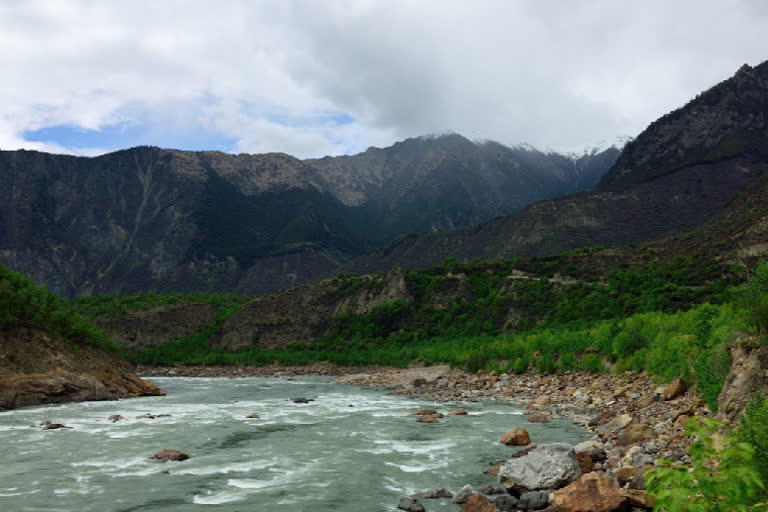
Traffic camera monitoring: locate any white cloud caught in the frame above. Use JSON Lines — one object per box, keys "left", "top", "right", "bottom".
{"left": 0, "top": 0, "right": 766, "bottom": 157}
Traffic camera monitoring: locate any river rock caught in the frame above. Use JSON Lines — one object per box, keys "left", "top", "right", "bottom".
{"left": 411, "top": 409, "right": 440, "bottom": 416}
{"left": 527, "top": 412, "right": 550, "bottom": 424}
{"left": 246, "top": 413, "right": 260, "bottom": 418}
{"left": 149, "top": 449, "right": 189, "bottom": 462}
{"left": 597, "top": 414, "right": 633, "bottom": 437}
{"left": 41, "top": 422, "right": 71, "bottom": 430}
{"left": 417, "top": 415, "right": 439, "bottom": 423}
{"left": 500, "top": 427, "right": 531, "bottom": 446}
{"left": 449, "top": 408, "right": 468, "bottom": 415}
{"left": 518, "top": 490, "right": 550, "bottom": 510}
{"left": 663, "top": 377, "right": 687, "bottom": 400}
{"left": 449, "top": 484, "right": 475, "bottom": 504}
{"left": 398, "top": 497, "right": 425, "bottom": 512}
{"left": 418, "top": 488, "right": 452, "bottom": 499}
{"left": 616, "top": 424, "right": 654, "bottom": 446}
{"left": 575, "top": 451, "right": 594, "bottom": 474}
{"left": 493, "top": 494, "right": 518, "bottom": 511}
{"left": 291, "top": 397, "right": 315, "bottom": 403}
{"left": 621, "top": 489, "right": 654, "bottom": 508}
{"left": 498, "top": 443, "right": 582, "bottom": 493}
{"left": 621, "top": 446, "right": 654, "bottom": 468}
{"left": 108, "top": 414, "right": 125, "bottom": 423}
{"left": 460, "top": 494, "right": 495, "bottom": 512}
{"left": 553, "top": 472, "right": 628, "bottom": 512}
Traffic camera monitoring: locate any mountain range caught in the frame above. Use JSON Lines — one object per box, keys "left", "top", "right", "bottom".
{"left": 0, "top": 132, "right": 618, "bottom": 297}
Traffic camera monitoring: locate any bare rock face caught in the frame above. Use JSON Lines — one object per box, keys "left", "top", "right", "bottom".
{"left": 0, "top": 328, "right": 164, "bottom": 411}
{"left": 149, "top": 449, "right": 189, "bottom": 462}
{"left": 718, "top": 337, "right": 768, "bottom": 424}
{"left": 553, "top": 473, "right": 629, "bottom": 512}
{"left": 498, "top": 443, "right": 582, "bottom": 493}
{"left": 500, "top": 428, "right": 531, "bottom": 446}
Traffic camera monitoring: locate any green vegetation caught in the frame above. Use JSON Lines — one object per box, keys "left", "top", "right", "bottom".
{"left": 0, "top": 262, "right": 118, "bottom": 352}
{"left": 71, "top": 291, "right": 250, "bottom": 317}
{"left": 646, "top": 418, "right": 766, "bottom": 512}
{"left": 738, "top": 394, "right": 768, "bottom": 501}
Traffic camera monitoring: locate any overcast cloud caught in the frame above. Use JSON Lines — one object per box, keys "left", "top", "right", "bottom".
{"left": 1, "top": 0, "right": 766, "bottom": 158}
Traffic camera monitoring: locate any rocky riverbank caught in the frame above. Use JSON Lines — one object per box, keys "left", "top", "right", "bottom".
{"left": 336, "top": 367, "right": 709, "bottom": 511}
{"left": 136, "top": 362, "right": 397, "bottom": 378}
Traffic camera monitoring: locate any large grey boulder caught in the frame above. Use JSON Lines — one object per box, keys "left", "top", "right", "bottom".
{"left": 498, "top": 443, "right": 582, "bottom": 493}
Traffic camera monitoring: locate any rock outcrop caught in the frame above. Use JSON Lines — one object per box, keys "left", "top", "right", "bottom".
{"left": 498, "top": 443, "right": 582, "bottom": 493}
{"left": 718, "top": 337, "right": 768, "bottom": 424}
{"left": 0, "top": 327, "right": 163, "bottom": 411}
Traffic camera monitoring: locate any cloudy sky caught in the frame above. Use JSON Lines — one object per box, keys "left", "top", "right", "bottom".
{"left": 1, "top": 0, "right": 766, "bottom": 158}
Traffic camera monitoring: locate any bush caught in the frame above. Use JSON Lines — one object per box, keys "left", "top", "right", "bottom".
{"left": 646, "top": 418, "right": 766, "bottom": 512}
{"left": 738, "top": 393, "right": 768, "bottom": 501}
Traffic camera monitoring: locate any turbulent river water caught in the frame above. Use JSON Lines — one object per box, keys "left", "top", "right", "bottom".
{"left": 1, "top": 377, "right": 587, "bottom": 511}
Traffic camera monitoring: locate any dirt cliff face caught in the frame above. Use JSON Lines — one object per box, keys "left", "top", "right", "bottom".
{"left": 718, "top": 337, "right": 768, "bottom": 424}
{"left": 0, "top": 328, "right": 164, "bottom": 411}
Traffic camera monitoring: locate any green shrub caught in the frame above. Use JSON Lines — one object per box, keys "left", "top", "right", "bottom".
{"left": 646, "top": 418, "right": 766, "bottom": 512}
{"left": 738, "top": 394, "right": 768, "bottom": 501}
{"left": 580, "top": 353, "right": 604, "bottom": 373}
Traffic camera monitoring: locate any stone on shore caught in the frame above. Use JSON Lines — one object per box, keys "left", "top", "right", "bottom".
{"left": 149, "top": 449, "right": 189, "bottom": 462}
{"left": 553, "top": 472, "right": 628, "bottom": 512}
{"left": 663, "top": 377, "right": 687, "bottom": 400}
{"left": 493, "top": 494, "right": 518, "bottom": 511}
{"left": 418, "top": 488, "right": 452, "bottom": 499}
{"left": 498, "top": 443, "right": 582, "bottom": 493}
{"left": 616, "top": 424, "right": 654, "bottom": 446}
{"left": 460, "top": 494, "right": 495, "bottom": 512}
{"left": 398, "top": 497, "right": 425, "bottom": 512}
{"left": 449, "top": 484, "right": 475, "bottom": 504}
{"left": 518, "top": 490, "right": 550, "bottom": 510}
{"left": 500, "top": 427, "right": 531, "bottom": 446}
{"left": 621, "top": 489, "right": 654, "bottom": 509}
{"left": 596, "top": 414, "right": 633, "bottom": 437}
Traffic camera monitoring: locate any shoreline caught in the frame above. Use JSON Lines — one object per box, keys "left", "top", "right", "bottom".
{"left": 138, "top": 363, "right": 705, "bottom": 464}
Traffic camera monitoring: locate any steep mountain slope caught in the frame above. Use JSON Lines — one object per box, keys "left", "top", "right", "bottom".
{"left": 0, "top": 136, "right": 617, "bottom": 298}
{"left": 343, "top": 61, "right": 768, "bottom": 274}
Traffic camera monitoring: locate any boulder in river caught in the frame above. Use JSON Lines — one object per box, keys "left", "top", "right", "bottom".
{"left": 500, "top": 427, "right": 531, "bottom": 446}
{"left": 291, "top": 397, "right": 315, "bottom": 403}
{"left": 448, "top": 408, "right": 468, "bottom": 415}
{"left": 246, "top": 413, "right": 260, "bottom": 418}
{"left": 418, "top": 488, "right": 453, "bottom": 499}
{"left": 411, "top": 409, "right": 440, "bottom": 416}
{"left": 527, "top": 412, "right": 550, "bottom": 424}
{"left": 108, "top": 414, "right": 125, "bottom": 423}
{"left": 417, "top": 415, "right": 439, "bottom": 423}
{"left": 397, "top": 497, "right": 425, "bottom": 512}
{"left": 149, "top": 449, "right": 189, "bottom": 462}
{"left": 498, "top": 443, "right": 582, "bottom": 493}
{"left": 449, "top": 484, "right": 476, "bottom": 504}
{"left": 41, "top": 422, "right": 72, "bottom": 430}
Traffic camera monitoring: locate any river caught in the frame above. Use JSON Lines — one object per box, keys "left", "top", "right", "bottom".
{"left": 1, "top": 377, "right": 587, "bottom": 511}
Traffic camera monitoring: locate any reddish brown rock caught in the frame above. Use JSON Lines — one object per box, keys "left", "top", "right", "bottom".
{"left": 411, "top": 409, "right": 440, "bottom": 416}
{"left": 621, "top": 489, "right": 654, "bottom": 509}
{"left": 528, "top": 412, "right": 550, "bottom": 424}
{"left": 417, "top": 415, "right": 438, "bottom": 423}
{"left": 500, "top": 428, "right": 531, "bottom": 446}
{"left": 484, "top": 464, "right": 500, "bottom": 477}
{"left": 554, "top": 473, "right": 629, "bottom": 512}
{"left": 41, "top": 422, "right": 72, "bottom": 430}
{"left": 616, "top": 424, "right": 654, "bottom": 446}
{"left": 149, "top": 449, "right": 189, "bottom": 462}
{"left": 108, "top": 414, "right": 125, "bottom": 423}
{"left": 448, "top": 408, "right": 468, "bottom": 415}
{"left": 616, "top": 467, "right": 639, "bottom": 486}
{"left": 460, "top": 494, "right": 495, "bottom": 512}
{"left": 510, "top": 444, "right": 538, "bottom": 459}
{"left": 575, "top": 451, "right": 594, "bottom": 474}
{"left": 663, "top": 377, "right": 687, "bottom": 401}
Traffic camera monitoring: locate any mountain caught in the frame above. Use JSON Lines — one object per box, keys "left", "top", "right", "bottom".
{"left": 342, "top": 60, "right": 768, "bottom": 274}
{"left": 0, "top": 135, "right": 617, "bottom": 298}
